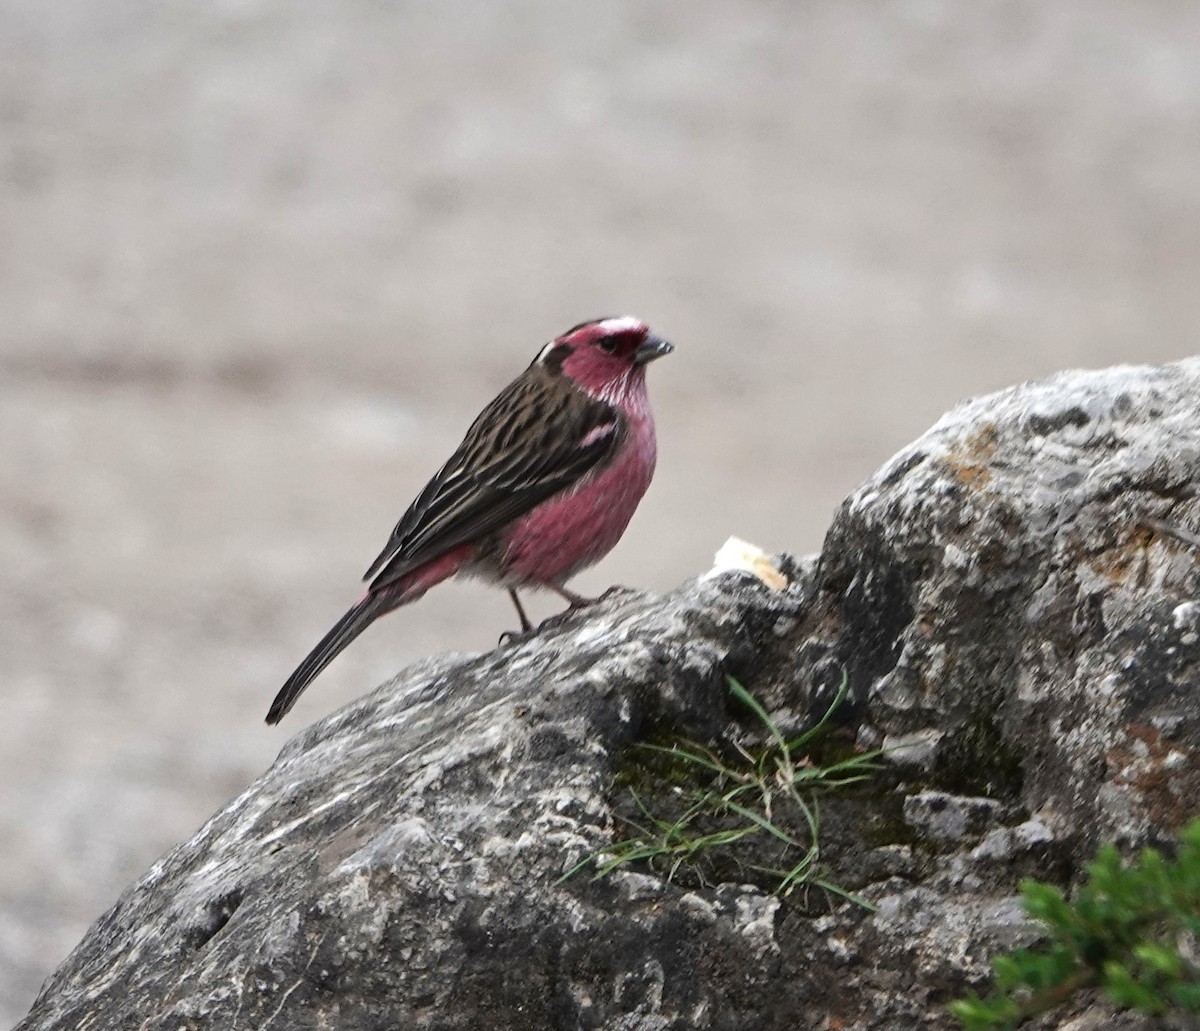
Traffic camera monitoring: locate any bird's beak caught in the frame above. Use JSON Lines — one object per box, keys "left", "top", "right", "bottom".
{"left": 633, "top": 334, "right": 674, "bottom": 365}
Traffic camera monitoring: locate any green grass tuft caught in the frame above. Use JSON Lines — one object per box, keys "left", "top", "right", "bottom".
{"left": 561, "top": 676, "right": 880, "bottom": 905}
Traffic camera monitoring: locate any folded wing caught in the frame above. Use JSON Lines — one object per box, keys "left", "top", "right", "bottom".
{"left": 363, "top": 367, "right": 624, "bottom": 592}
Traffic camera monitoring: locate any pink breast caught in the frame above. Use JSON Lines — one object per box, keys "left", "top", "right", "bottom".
{"left": 497, "top": 414, "right": 657, "bottom": 586}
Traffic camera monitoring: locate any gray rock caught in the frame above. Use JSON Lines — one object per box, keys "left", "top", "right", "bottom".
{"left": 800, "top": 359, "right": 1200, "bottom": 852}
{"left": 902, "top": 791, "right": 1002, "bottom": 842}
{"left": 20, "top": 358, "right": 1200, "bottom": 1030}
{"left": 21, "top": 584, "right": 805, "bottom": 1031}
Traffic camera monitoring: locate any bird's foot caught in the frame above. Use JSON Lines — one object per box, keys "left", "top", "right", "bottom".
{"left": 535, "top": 584, "right": 600, "bottom": 630}
{"left": 596, "top": 584, "right": 634, "bottom": 603}
{"left": 547, "top": 582, "right": 629, "bottom": 610}
{"left": 498, "top": 588, "right": 535, "bottom": 646}
{"left": 499, "top": 585, "right": 632, "bottom": 645}
{"left": 537, "top": 584, "right": 632, "bottom": 631}
{"left": 497, "top": 607, "right": 583, "bottom": 644}
{"left": 534, "top": 608, "right": 580, "bottom": 633}
{"left": 547, "top": 585, "right": 591, "bottom": 609}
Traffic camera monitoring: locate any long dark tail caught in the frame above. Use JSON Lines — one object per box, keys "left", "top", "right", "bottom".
{"left": 266, "top": 593, "right": 393, "bottom": 724}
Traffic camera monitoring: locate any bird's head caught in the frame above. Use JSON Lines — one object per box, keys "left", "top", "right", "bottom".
{"left": 535, "top": 316, "right": 674, "bottom": 401}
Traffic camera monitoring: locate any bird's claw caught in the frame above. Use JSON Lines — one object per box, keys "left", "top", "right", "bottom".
{"left": 597, "top": 584, "right": 633, "bottom": 602}
{"left": 498, "top": 585, "right": 633, "bottom": 646}
{"left": 536, "top": 609, "right": 577, "bottom": 633}
{"left": 498, "top": 627, "right": 534, "bottom": 647}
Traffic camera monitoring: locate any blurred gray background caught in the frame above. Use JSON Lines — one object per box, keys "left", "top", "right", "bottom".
{"left": 3, "top": 0, "right": 1199, "bottom": 1022}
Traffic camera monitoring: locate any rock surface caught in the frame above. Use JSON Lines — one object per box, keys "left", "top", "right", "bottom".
{"left": 19, "top": 359, "right": 1200, "bottom": 1030}
{"left": 8, "top": 4, "right": 1200, "bottom": 1024}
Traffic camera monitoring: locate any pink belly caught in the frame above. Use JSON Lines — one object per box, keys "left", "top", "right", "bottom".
{"left": 496, "top": 431, "right": 656, "bottom": 586}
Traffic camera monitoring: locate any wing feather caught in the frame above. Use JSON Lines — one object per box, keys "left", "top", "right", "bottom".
{"left": 363, "top": 366, "right": 623, "bottom": 591}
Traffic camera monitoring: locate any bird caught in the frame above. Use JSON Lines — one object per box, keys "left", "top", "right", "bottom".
{"left": 265, "top": 316, "right": 674, "bottom": 724}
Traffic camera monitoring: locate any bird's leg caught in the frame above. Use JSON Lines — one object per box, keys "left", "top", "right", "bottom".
{"left": 498, "top": 590, "right": 534, "bottom": 647}
{"left": 504, "top": 583, "right": 616, "bottom": 643}
{"left": 508, "top": 589, "right": 533, "bottom": 633}
{"left": 528, "top": 582, "right": 604, "bottom": 634}
{"left": 547, "top": 583, "right": 596, "bottom": 609}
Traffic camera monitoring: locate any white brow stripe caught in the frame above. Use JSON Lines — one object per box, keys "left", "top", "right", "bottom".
{"left": 596, "top": 315, "right": 643, "bottom": 335}
{"left": 535, "top": 342, "right": 558, "bottom": 364}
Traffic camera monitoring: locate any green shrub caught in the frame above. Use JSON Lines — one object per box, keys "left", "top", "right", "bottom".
{"left": 952, "top": 819, "right": 1200, "bottom": 1028}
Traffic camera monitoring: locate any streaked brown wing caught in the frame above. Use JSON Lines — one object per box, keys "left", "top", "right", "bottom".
{"left": 363, "top": 364, "right": 624, "bottom": 592}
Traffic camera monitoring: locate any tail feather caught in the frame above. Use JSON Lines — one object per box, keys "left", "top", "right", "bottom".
{"left": 266, "top": 594, "right": 391, "bottom": 724}
{"left": 268, "top": 543, "right": 473, "bottom": 725}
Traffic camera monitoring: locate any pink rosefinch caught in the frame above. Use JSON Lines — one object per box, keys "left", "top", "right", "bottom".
{"left": 266, "top": 316, "right": 673, "bottom": 723}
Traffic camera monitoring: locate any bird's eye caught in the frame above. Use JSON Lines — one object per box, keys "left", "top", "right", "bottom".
{"left": 598, "top": 337, "right": 618, "bottom": 352}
